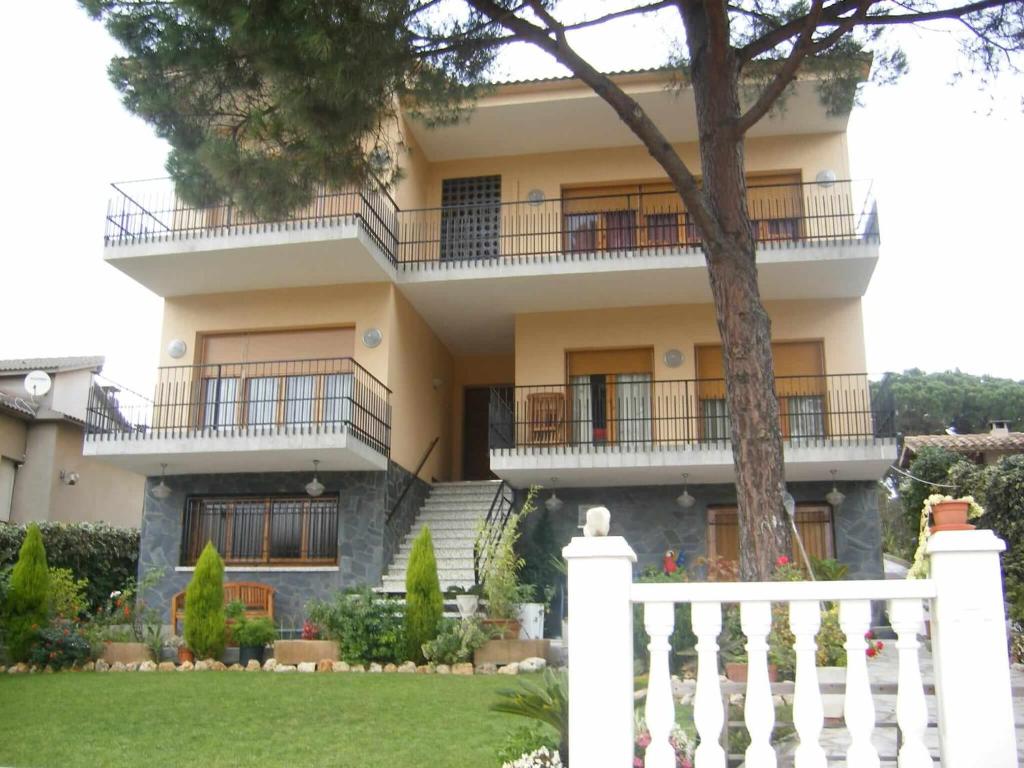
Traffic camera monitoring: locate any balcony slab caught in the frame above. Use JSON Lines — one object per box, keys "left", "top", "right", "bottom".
{"left": 490, "top": 437, "right": 896, "bottom": 487}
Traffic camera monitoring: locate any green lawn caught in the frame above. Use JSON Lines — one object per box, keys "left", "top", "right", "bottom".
{"left": 0, "top": 672, "right": 525, "bottom": 768}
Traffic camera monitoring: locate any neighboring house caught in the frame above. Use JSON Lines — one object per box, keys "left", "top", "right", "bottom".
{"left": 899, "top": 420, "right": 1024, "bottom": 467}
{"left": 86, "top": 68, "right": 895, "bottom": 622}
{"left": 0, "top": 357, "right": 144, "bottom": 527}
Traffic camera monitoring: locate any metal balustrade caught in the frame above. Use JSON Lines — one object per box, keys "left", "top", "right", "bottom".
{"left": 85, "top": 357, "right": 391, "bottom": 457}
{"left": 489, "top": 373, "right": 894, "bottom": 453}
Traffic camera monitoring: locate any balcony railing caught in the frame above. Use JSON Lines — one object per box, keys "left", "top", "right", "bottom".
{"left": 103, "top": 178, "right": 876, "bottom": 270}
{"left": 397, "top": 179, "right": 876, "bottom": 266}
{"left": 488, "top": 373, "right": 894, "bottom": 452}
{"left": 104, "top": 179, "right": 399, "bottom": 265}
{"left": 86, "top": 357, "right": 391, "bottom": 456}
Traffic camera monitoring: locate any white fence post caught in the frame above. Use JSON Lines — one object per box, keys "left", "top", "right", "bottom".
{"left": 927, "top": 529, "right": 1018, "bottom": 767}
{"left": 563, "top": 535, "right": 637, "bottom": 768}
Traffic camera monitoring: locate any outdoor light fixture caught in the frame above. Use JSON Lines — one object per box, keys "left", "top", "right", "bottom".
{"left": 305, "top": 460, "right": 325, "bottom": 498}
{"left": 545, "top": 477, "right": 564, "bottom": 513}
{"left": 151, "top": 463, "right": 172, "bottom": 500}
{"left": 826, "top": 469, "right": 846, "bottom": 508}
{"left": 676, "top": 473, "right": 696, "bottom": 509}
{"left": 166, "top": 339, "right": 188, "bottom": 359}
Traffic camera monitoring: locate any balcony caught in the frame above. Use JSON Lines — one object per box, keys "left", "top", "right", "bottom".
{"left": 488, "top": 373, "right": 896, "bottom": 486}
{"left": 102, "top": 180, "right": 399, "bottom": 296}
{"left": 83, "top": 358, "right": 391, "bottom": 474}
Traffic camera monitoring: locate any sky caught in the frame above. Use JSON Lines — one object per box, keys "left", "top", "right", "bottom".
{"left": 0, "top": 1, "right": 1022, "bottom": 395}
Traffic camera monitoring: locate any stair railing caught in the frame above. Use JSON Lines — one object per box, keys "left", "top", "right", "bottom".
{"left": 473, "top": 480, "right": 512, "bottom": 585}
{"left": 386, "top": 435, "right": 439, "bottom": 526}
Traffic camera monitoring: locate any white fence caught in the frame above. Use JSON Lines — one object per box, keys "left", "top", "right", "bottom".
{"left": 563, "top": 529, "right": 1018, "bottom": 767}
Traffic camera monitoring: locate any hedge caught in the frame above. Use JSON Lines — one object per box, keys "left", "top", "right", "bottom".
{"left": 0, "top": 522, "right": 139, "bottom": 609}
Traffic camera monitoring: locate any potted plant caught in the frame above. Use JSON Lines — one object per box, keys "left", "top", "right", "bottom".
{"left": 476, "top": 489, "right": 539, "bottom": 639}
{"left": 167, "top": 635, "right": 193, "bottom": 664}
{"left": 909, "top": 495, "right": 985, "bottom": 579}
{"left": 447, "top": 585, "right": 483, "bottom": 620}
{"left": 234, "top": 616, "right": 277, "bottom": 666}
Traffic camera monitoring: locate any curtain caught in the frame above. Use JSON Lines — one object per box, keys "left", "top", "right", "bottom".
{"left": 569, "top": 375, "right": 593, "bottom": 445}
{"left": 787, "top": 395, "right": 825, "bottom": 438}
{"left": 246, "top": 377, "right": 279, "bottom": 426}
{"left": 323, "top": 373, "right": 354, "bottom": 425}
{"left": 615, "top": 373, "right": 652, "bottom": 444}
{"left": 203, "top": 377, "right": 239, "bottom": 428}
{"left": 701, "top": 398, "right": 730, "bottom": 441}
{"left": 284, "top": 375, "right": 315, "bottom": 425}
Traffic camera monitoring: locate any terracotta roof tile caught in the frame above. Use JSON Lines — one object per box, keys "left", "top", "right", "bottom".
{"left": 903, "top": 432, "right": 1024, "bottom": 455}
{"left": 0, "top": 356, "right": 104, "bottom": 375}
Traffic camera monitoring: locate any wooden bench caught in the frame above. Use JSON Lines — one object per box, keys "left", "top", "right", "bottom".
{"left": 170, "top": 581, "right": 275, "bottom": 634}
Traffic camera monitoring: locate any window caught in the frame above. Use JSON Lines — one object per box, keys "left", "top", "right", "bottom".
{"left": 247, "top": 377, "right": 279, "bottom": 426}
{"left": 180, "top": 495, "right": 339, "bottom": 566}
{"left": 203, "top": 377, "right": 239, "bottom": 428}
{"left": 706, "top": 504, "right": 834, "bottom": 566}
{"left": 566, "top": 348, "right": 653, "bottom": 446}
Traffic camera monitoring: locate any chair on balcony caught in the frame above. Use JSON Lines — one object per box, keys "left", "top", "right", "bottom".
{"left": 526, "top": 392, "right": 567, "bottom": 445}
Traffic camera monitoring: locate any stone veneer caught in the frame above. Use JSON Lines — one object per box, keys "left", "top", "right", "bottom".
{"left": 139, "top": 461, "right": 429, "bottom": 626}
{"left": 516, "top": 480, "right": 883, "bottom": 579}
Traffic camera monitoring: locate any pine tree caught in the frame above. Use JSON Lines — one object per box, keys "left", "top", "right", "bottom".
{"left": 404, "top": 526, "right": 443, "bottom": 664}
{"left": 184, "top": 541, "right": 226, "bottom": 660}
{"left": 4, "top": 523, "right": 50, "bottom": 662}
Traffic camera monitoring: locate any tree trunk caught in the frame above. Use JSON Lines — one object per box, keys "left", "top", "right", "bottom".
{"left": 682, "top": 0, "right": 792, "bottom": 580}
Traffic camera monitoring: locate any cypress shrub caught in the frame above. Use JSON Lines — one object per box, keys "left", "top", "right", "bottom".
{"left": 4, "top": 524, "right": 50, "bottom": 662}
{"left": 404, "top": 526, "right": 443, "bottom": 663}
{"left": 184, "top": 542, "right": 226, "bottom": 660}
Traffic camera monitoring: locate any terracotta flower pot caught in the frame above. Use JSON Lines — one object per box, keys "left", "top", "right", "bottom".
{"left": 178, "top": 647, "right": 194, "bottom": 664}
{"left": 482, "top": 618, "right": 522, "bottom": 640}
{"left": 930, "top": 500, "right": 975, "bottom": 533}
{"left": 725, "top": 662, "right": 778, "bottom": 683}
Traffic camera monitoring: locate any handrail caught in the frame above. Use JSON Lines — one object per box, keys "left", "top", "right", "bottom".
{"left": 474, "top": 480, "right": 511, "bottom": 584}
{"left": 386, "top": 436, "right": 439, "bottom": 525}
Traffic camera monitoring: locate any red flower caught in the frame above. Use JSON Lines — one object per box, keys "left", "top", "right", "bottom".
{"left": 123, "top": 606, "right": 131, "bottom": 618}
{"left": 776, "top": 555, "right": 789, "bottom": 566}
{"left": 866, "top": 647, "right": 877, "bottom": 657}
{"left": 864, "top": 630, "right": 874, "bottom": 639}
{"left": 876, "top": 641, "right": 884, "bottom": 651}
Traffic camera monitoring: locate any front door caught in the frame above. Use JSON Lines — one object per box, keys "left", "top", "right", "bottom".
{"left": 463, "top": 386, "right": 507, "bottom": 480}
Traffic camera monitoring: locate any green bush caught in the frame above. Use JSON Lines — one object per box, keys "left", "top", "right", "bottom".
{"left": 184, "top": 542, "right": 226, "bottom": 659}
{"left": 974, "top": 455, "right": 1024, "bottom": 619}
{"left": 48, "top": 568, "right": 89, "bottom": 620}
{"left": 404, "top": 526, "right": 443, "bottom": 663}
{"left": 307, "top": 587, "right": 406, "bottom": 664}
{"left": 28, "top": 619, "right": 93, "bottom": 669}
{"left": 491, "top": 669, "right": 569, "bottom": 766}
{"left": 421, "top": 617, "right": 497, "bottom": 665}
{"left": 0, "top": 522, "right": 138, "bottom": 610}
{"left": 631, "top": 566, "right": 696, "bottom": 673}
{"left": 233, "top": 616, "right": 278, "bottom": 647}
{"left": 4, "top": 524, "right": 51, "bottom": 662}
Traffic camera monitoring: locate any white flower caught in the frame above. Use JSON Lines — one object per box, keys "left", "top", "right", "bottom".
{"left": 501, "top": 747, "right": 563, "bottom": 768}
{"left": 110, "top": 591, "right": 122, "bottom": 598}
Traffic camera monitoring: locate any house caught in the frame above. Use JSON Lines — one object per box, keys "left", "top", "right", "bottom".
{"left": 85, "top": 68, "right": 896, "bottom": 623}
{"left": 0, "top": 356, "right": 144, "bottom": 527}
{"left": 899, "top": 420, "right": 1024, "bottom": 467}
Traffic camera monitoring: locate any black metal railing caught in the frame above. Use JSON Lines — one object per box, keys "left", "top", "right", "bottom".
{"left": 104, "top": 179, "right": 399, "bottom": 265}
{"left": 103, "top": 178, "right": 876, "bottom": 271}
{"left": 181, "top": 495, "right": 339, "bottom": 566}
{"left": 489, "top": 373, "right": 894, "bottom": 452}
{"left": 86, "top": 357, "right": 391, "bottom": 457}
{"left": 474, "top": 480, "right": 513, "bottom": 584}
{"left": 397, "top": 179, "right": 876, "bottom": 265}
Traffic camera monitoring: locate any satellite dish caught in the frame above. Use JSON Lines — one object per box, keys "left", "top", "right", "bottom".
{"left": 24, "top": 370, "right": 52, "bottom": 399}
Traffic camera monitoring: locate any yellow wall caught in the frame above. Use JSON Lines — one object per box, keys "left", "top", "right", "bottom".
{"left": 449, "top": 354, "right": 516, "bottom": 479}
{"left": 514, "top": 298, "right": 866, "bottom": 383}
{"left": 161, "top": 282, "right": 455, "bottom": 478}
{"left": 0, "top": 412, "right": 27, "bottom": 461}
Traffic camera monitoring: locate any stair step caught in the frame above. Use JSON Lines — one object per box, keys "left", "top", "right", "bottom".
{"left": 409, "top": 521, "right": 480, "bottom": 532}
{"left": 421, "top": 498, "right": 496, "bottom": 509}
{"left": 391, "top": 549, "right": 474, "bottom": 564}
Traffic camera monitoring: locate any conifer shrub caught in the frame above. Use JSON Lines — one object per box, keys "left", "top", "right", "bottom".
{"left": 4, "top": 524, "right": 50, "bottom": 662}
{"left": 404, "top": 526, "right": 443, "bottom": 663}
{"left": 184, "top": 542, "right": 226, "bottom": 659}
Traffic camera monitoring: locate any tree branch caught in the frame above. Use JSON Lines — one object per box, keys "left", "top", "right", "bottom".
{"left": 737, "top": 0, "right": 867, "bottom": 60}
{"left": 464, "top": 0, "right": 728, "bottom": 251}
{"left": 560, "top": 1, "right": 676, "bottom": 33}
{"left": 735, "top": 0, "right": 825, "bottom": 134}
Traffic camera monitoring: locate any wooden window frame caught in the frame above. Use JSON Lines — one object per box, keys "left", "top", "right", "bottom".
{"left": 706, "top": 503, "right": 835, "bottom": 565}
{"left": 180, "top": 495, "right": 340, "bottom": 567}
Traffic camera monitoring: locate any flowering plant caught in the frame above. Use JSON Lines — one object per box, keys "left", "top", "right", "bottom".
{"left": 772, "top": 554, "right": 806, "bottom": 582}
{"left": 908, "top": 495, "right": 985, "bottom": 579}
{"left": 28, "top": 619, "right": 93, "bottom": 669}
{"left": 864, "top": 630, "right": 885, "bottom": 660}
{"left": 301, "top": 620, "right": 320, "bottom": 640}
{"left": 501, "top": 747, "right": 562, "bottom": 768}
{"left": 634, "top": 715, "right": 694, "bottom": 768}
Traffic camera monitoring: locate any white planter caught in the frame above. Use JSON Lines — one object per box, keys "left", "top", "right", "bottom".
{"left": 455, "top": 594, "right": 480, "bottom": 619}
{"left": 516, "top": 602, "right": 545, "bottom": 640}
{"left": 818, "top": 665, "right": 846, "bottom": 719}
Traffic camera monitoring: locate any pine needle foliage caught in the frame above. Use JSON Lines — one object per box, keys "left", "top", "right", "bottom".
{"left": 184, "top": 541, "right": 226, "bottom": 660}
{"left": 4, "top": 523, "right": 50, "bottom": 662}
{"left": 404, "top": 525, "right": 443, "bottom": 664}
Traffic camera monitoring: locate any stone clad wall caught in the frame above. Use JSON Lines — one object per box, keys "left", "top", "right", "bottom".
{"left": 139, "top": 463, "right": 425, "bottom": 627}
{"left": 515, "top": 481, "right": 882, "bottom": 579}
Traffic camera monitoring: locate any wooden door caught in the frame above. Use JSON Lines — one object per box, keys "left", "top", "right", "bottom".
{"left": 463, "top": 386, "right": 506, "bottom": 480}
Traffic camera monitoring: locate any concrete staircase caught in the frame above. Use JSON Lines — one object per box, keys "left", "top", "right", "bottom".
{"left": 381, "top": 480, "right": 508, "bottom": 594}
